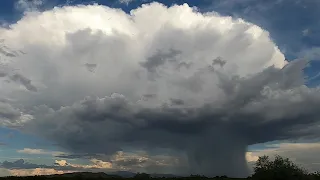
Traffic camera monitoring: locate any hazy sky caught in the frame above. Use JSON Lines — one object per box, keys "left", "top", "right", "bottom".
{"left": 1, "top": 0, "right": 320, "bottom": 178}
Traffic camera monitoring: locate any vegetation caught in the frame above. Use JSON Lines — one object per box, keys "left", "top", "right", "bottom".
{"left": 252, "top": 155, "right": 307, "bottom": 180}
{"left": 1, "top": 155, "right": 320, "bottom": 180}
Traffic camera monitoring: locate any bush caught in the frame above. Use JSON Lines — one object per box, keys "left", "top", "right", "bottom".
{"left": 252, "top": 155, "right": 308, "bottom": 180}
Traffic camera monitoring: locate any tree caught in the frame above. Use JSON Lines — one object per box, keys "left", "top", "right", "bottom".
{"left": 252, "top": 155, "right": 308, "bottom": 180}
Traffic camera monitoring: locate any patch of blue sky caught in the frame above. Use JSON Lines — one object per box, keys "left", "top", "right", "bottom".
{"left": 0, "top": 127, "right": 56, "bottom": 149}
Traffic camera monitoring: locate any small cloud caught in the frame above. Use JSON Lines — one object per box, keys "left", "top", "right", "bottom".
{"left": 54, "top": 160, "right": 68, "bottom": 167}
{"left": 118, "top": 0, "right": 135, "bottom": 5}
{"left": 245, "top": 152, "right": 259, "bottom": 162}
{"left": 89, "top": 159, "right": 113, "bottom": 169}
{"left": 15, "top": 0, "right": 44, "bottom": 12}
{"left": 299, "top": 47, "right": 320, "bottom": 60}
{"left": 17, "top": 148, "right": 63, "bottom": 156}
{"left": 302, "top": 29, "right": 309, "bottom": 36}
{"left": 17, "top": 148, "right": 46, "bottom": 155}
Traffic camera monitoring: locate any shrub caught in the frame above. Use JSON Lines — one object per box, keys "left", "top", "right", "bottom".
{"left": 252, "top": 155, "right": 308, "bottom": 180}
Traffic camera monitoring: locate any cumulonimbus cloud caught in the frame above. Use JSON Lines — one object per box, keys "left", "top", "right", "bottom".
{"left": 0, "top": 2, "right": 319, "bottom": 177}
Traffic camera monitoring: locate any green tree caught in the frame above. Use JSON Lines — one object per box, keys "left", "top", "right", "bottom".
{"left": 252, "top": 155, "right": 308, "bottom": 180}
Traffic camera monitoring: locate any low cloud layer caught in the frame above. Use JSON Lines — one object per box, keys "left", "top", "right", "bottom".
{"left": 1, "top": 159, "right": 50, "bottom": 170}
{"left": 9, "top": 168, "right": 69, "bottom": 177}
{"left": 17, "top": 148, "right": 63, "bottom": 156}
{"left": 0, "top": 150, "right": 181, "bottom": 176}
{"left": 0, "top": 2, "right": 319, "bottom": 177}
{"left": 4, "top": 142, "right": 320, "bottom": 177}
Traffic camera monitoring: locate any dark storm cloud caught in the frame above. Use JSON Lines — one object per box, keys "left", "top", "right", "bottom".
{"left": 21, "top": 59, "right": 320, "bottom": 177}
{"left": 1, "top": 2, "right": 319, "bottom": 177}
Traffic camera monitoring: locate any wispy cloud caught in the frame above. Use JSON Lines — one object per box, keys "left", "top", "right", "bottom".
{"left": 118, "top": 0, "right": 135, "bottom": 5}
{"left": 299, "top": 47, "right": 320, "bottom": 60}
{"left": 17, "top": 148, "right": 63, "bottom": 156}
{"left": 15, "top": 0, "right": 44, "bottom": 12}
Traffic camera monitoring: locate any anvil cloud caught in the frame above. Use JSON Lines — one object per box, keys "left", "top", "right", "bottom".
{"left": 0, "top": 2, "right": 319, "bottom": 177}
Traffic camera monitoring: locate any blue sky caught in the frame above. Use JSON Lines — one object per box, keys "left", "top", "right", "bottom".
{"left": 1, "top": 0, "right": 320, "bottom": 177}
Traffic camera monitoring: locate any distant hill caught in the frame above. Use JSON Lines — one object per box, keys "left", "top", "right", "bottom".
{"left": 109, "top": 171, "right": 136, "bottom": 178}
{"left": 42, "top": 171, "right": 179, "bottom": 179}
{"left": 44, "top": 172, "right": 122, "bottom": 178}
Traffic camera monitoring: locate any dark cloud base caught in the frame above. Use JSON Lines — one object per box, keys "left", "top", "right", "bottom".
{"left": 18, "top": 59, "right": 320, "bottom": 177}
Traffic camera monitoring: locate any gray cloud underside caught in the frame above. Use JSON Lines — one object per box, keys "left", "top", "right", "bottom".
{"left": 20, "top": 59, "right": 320, "bottom": 177}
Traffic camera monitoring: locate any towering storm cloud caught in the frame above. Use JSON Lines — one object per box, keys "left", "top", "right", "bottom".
{"left": 0, "top": 2, "right": 319, "bottom": 177}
